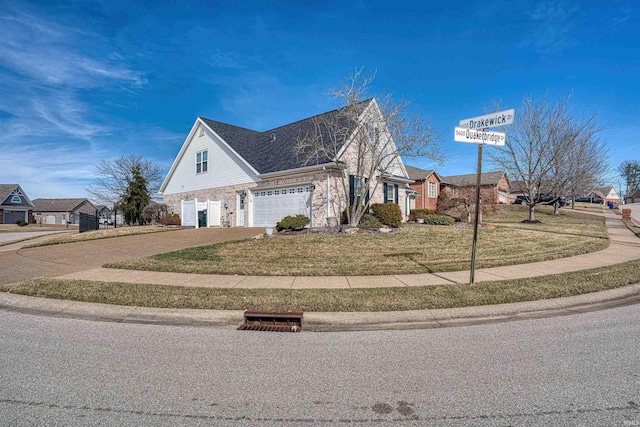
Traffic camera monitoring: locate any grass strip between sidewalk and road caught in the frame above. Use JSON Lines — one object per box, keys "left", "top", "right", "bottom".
{"left": 2, "top": 259, "right": 639, "bottom": 312}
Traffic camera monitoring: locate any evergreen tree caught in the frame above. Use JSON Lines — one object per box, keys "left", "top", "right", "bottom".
{"left": 120, "top": 165, "right": 150, "bottom": 225}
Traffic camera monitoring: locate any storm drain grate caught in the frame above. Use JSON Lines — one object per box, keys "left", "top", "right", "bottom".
{"left": 237, "top": 311, "right": 303, "bottom": 332}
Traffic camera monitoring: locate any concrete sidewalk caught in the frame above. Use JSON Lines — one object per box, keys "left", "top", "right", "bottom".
{"left": 57, "top": 210, "right": 640, "bottom": 289}
{"left": 2, "top": 210, "right": 640, "bottom": 331}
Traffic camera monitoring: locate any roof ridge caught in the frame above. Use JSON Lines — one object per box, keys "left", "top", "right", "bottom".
{"left": 201, "top": 99, "right": 373, "bottom": 134}
{"left": 262, "top": 98, "right": 374, "bottom": 133}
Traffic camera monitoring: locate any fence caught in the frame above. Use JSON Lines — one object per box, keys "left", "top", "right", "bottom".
{"left": 79, "top": 212, "right": 99, "bottom": 233}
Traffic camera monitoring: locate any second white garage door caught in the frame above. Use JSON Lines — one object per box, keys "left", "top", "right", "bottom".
{"left": 252, "top": 186, "right": 312, "bottom": 227}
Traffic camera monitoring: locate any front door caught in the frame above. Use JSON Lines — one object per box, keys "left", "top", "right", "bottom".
{"left": 237, "top": 192, "right": 245, "bottom": 227}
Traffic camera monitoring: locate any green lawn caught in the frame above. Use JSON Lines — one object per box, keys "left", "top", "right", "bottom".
{"left": 107, "top": 205, "right": 609, "bottom": 276}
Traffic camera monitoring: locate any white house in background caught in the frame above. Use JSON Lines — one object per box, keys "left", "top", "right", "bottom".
{"left": 589, "top": 187, "right": 621, "bottom": 205}
{"left": 160, "top": 99, "right": 414, "bottom": 228}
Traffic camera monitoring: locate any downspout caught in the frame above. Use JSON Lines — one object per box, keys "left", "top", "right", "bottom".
{"left": 323, "top": 166, "right": 330, "bottom": 226}
{"left": 422, "top": 180, "right": 425, "bottom": 209}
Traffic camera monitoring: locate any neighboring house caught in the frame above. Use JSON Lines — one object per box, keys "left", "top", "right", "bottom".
{"left": 95, "top": 205, "right": 112, "bottom": 221}
{"left": 0, "top": 184, "right": 34, "bottom": 224}
{"left": 405, "top": 166, "right": 443, "bottom": 211}
{"left": 589, "top": 187, "right": 621, "bottom": 205}
{"left": 160, "top": 99, "right": 415, "bottom": 228}
{"left": 625, "top": 189, "right": 640, "bottom": 204}
{"left": 442, "top": 171, "right": 511, "bottom": 204}
{"left": 33, "top": 198, "right": 98, "bottom": 225}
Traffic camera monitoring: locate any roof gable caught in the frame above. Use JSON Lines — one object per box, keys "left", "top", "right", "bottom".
{"left": 404, "top": 165, "right": 442, "bottom": 182}
{"left": 0, "top": 184, "right": 34, "bottom": 208}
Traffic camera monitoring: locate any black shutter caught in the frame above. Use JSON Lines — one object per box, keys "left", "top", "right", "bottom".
{"left": 383, "top": 183, "right": 388, "bottom": 203}
{"left": 365, "top": 178, "right": 370, "bottom": 205}
{"left": 394, "top": 184, "right": 399, "bottom": 204}
{"left": 349, "top": 175, "right": 355, "bottom": 206}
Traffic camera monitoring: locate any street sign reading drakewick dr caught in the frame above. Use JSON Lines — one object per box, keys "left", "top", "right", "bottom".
{"left": 454, "top": 127, "right": 506, "bottom": 146}
{"left": 458, "top": 108, "right": 515, "bottom": 129}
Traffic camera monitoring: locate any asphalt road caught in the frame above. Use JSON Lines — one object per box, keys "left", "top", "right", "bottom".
{"left": 1, "top": 306, "right": 639, "bottom": 426}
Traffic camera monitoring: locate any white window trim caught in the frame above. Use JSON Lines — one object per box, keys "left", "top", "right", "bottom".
{"left": 196, "top": 149, "right": 208, "bottom": 174}
{"left": 428, "top": 182, "right": 436, "bottom": 198}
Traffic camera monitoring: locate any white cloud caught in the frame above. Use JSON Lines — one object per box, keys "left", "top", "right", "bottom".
{"left": 519, "top": 0, "right": 581, "bottom": 55}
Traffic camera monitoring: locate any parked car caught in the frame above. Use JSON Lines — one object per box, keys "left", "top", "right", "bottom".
{"left": 575, "top": 197, "right": 604, "bottom": 204}
{"left": 99, "top": 217, "right": 113, "bottom": 225}
{"left": 514, "top": 195, "right": 569, "bottom": 206}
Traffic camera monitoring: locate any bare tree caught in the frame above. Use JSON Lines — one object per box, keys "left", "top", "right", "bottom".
{"left": 618, "top": 160, "right": 640, "bottom": 197}
{"left": 489, "top": 93, "right": 608, "bottom": 221}
{"left": 86, "top": 155, "right": 163, "bottom": 206}
{"left": 295, "top": 68, "right": 443, "bottom": 226}
{"left": 443, "top": 186, "right": 497, "bottom": 223}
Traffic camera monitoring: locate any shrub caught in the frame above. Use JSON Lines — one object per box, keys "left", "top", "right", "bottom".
{"left": 421, "top": 214, "right": 455, "bottom": 225}
{"left": 276, "top": 214, "right": 310, "bottom": 231}
{"left": 410, "top": 208, "right": 435, "bottom": 218}
{"left": 142, "top": 203, "right": 169, "bottom": 224}
{"left": 16, "top": 218, "right": 27, "bottom": 227}
{"left": 160, "top": 213, "right": 181, "bottom": 226}
{"left": 371, "top": 203, "right": 402, "bottom": 228}
{"left": 358, "top": 214, "right": 384, "bottom": 229}
{"left": 341, "top": 206, "right": 355, "bottom": 224}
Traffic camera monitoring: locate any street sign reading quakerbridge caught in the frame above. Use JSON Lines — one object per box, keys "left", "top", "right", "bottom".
{"left": 458, "top": 108, "right": 515, "bottom": 129}
{"left": 454, "top": 127, "right": 506, "bottom": 146}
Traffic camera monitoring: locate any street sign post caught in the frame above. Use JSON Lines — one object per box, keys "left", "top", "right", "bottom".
{"left": 456, "top": 109, "right": 514, "bottom": 285}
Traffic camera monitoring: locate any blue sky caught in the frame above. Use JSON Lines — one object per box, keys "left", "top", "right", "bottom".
{"left": 0, "top": 0, "right": 637, "bottom": 200}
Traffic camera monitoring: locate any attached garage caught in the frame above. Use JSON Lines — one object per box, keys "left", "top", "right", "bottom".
{"left": 3, "top": 210, "right": 27, "bottom": 224}
{"left": 252, "top": 185, "right": 312, "bottom": 227}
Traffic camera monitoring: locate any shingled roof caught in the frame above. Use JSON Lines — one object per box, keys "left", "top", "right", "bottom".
{"left": 200, "top": 99, "right": 372, "bottom": 174}
{"left": 32, "top": 198, "right": 94, "bottom": 212}
{"left": 0, "top": 184, "right": 19, "bottom": 202}
{"left": 404, "top": 165, "right": 440, "bottom": 181}
{"left": 0, "top": 184, "right": 34, "bottom": 207}
{"left": 442, "top": 171, "right": 508, "bottom": 187}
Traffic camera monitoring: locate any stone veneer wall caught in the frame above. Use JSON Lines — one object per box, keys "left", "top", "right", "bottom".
{"left": 163, "top": 183, "right": 256, "bottom": 228}
{"left": 163, "top": 168, "right": 409, "bottom": 228}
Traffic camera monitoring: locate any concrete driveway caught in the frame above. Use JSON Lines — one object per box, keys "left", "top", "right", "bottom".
{"left": 0, "top": 230, "right": 70, "bottom": 245}
{"left": 0, "top": 227, "right": 263, "bottom": 286}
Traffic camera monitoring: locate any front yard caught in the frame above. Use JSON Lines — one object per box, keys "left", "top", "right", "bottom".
{"left": 108, "top": 205, "right": 609, "bottom": 276}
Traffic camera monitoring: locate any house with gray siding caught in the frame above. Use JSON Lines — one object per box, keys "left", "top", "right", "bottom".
{"left": 0, "top": 184, "right": 34, "bottom": 224}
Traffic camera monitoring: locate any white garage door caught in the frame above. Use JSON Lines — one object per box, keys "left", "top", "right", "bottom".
{"left": 252, "top": 186, "right": 312, "bottom": 227}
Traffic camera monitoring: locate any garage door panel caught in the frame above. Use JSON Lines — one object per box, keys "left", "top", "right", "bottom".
{"left": 3, "top": 210, "right": 26, "bottom": 224}
{"left": 252, "top": 186, "right": 311, "bottom": 227}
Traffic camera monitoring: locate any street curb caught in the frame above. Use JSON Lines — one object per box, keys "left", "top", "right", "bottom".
{"left": 1, "top": 283, "right": 639, "bottom": 331}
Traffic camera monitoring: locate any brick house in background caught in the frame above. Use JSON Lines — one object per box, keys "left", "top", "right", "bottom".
{"left": 405, "top": 166, "right": 443, "bottom": 211}
{"left": 33, "top": 198, "right": 98, "bottom": 225}
{"left": 589, "top": 187, "right": 621, "bottom": 205}
{"left": 0, "top": 184, "right": 34, "bottom": 224}
{"left": 441, "top": 171, "right": 511, "bottom": 204}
